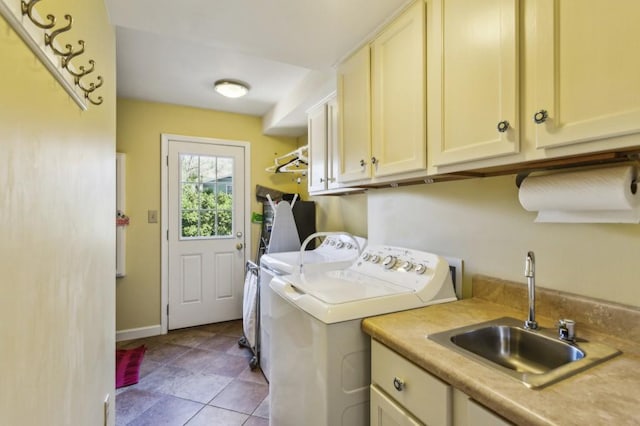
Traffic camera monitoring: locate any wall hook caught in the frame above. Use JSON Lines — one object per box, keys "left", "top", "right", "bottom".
{"left": 66, "top": 59, "right": 95, "bottom": 82}
{"left": 78, "top": 75, "right": 103, "bottom": 93}
{"left": 21, "top": 0, "right": 55, "bottom": 29}
{"left": 84, "top": 91, "right": 103, "bottom": 106}
{"left": 44, "top": 14, "right": 73, "bottom": 56}
{"left": 60, "top": 39, "right": 85, "bottom": 68}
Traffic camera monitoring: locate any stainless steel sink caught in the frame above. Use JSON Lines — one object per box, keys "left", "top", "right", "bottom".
{"left": 429, "top": 317, "right": 621, "bottom": 388}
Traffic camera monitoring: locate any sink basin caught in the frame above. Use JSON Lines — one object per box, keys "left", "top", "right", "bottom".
{"left": 429, "top": 317, "right": 621, "bottom": 388}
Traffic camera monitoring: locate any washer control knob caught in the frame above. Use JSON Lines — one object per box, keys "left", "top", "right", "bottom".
{"left": 361, "top": 253, "right": 371, "bottom": 261}
{"left": 370, "top": 255, "right": 381, "bottom": 263}
{"left": 328, "top": 239, "right": 335, "bottom": 246}
{"left": 345, "top": 243, "right": 353, "bottom": 249}
{"left": 415, "top": 263, "right": 427, "bottom": 274}
{"left": 336, "top": 241, "right": 345, "bottom": 249}
{"left": 382, "top": 255, "right": 397, "bottom": 269}
{"left": 401, "top": 261, "right": 413, "bottom": 271}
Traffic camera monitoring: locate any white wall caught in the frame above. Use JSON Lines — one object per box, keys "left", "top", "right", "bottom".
{"left": 368, "top": 175, "right": 640, "bottom": 306}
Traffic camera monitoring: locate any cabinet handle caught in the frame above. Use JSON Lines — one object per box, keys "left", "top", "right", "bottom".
{"left": 359, "top": 159, "right": 366, "bottom": 167}
{"left": 497, "top": 120, "right": 510, "bottom": 133}
{"left": 533, "top": 110, "right": 548, "bottom": 124}
{"left": 371, "top": 156, "right": 378, "bottom": 165}
{"left": 393, "top": 377, "right": 405, "bottom": 392}
{"left": 320, "top": 178, "right": 325, "bottom": 183}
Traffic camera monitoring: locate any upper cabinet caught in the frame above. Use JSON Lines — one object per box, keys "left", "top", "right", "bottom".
{"left": 530, "top": 0, "right": 640, "bottom": 150}
{"left": 429, "top": 0, "right": 640, "bottom": 174}
{"left": 308, "top": 94, "right": 344, "bottom": 194}
{"left": 337, "top": 45, "right": 372, "bottom": 184}
{"left": 371, "top": 0, "right": 427, "bottom": 178}
{"left": 333, "top": 0, "right": 640, "bottom": 184}
{"left": 337, "top": 0, "right": 427, "bottom": 185}
{"left": 427, "top": 0, "right": 520, "bottom": 167}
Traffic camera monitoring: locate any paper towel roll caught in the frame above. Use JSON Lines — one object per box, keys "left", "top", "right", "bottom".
{"left": 518, "top": 165, "right": 640, "bottom": 223}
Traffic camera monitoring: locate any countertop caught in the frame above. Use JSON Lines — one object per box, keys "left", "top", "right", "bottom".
{"left": 361, "top": 275, "right": 640, "bottom": 426}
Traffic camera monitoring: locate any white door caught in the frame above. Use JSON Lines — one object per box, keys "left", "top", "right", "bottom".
{"left": 166, "top": 137, "right": 247, "bottom": 330}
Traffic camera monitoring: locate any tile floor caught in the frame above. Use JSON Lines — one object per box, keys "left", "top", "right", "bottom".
{"left": 116, "top": 320, "right": 268, "bottom": 426}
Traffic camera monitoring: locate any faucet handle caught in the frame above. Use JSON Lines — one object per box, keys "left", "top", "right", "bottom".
{"left": 558, "top": 319, "right": 576, "bottom": 342}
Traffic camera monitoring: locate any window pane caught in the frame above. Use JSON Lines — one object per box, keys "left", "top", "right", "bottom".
{"left": 200, "top": 156, "right": 217, "bottom": 182}
{"left": 201, "top": 210, "right": 216, "bottom": 236}
{"left": 181, "top": 155, "right": 199, "bottom": 182}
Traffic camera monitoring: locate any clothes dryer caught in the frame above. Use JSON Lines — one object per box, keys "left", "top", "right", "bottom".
{"left": 258, "top": 232, "right": 366, "bottom": 381}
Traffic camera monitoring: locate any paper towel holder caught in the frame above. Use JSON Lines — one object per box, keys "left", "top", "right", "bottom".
{"left": 516, "top": 167, "right": 638, "bottom": 192}
{"left": 515, "top": 172, "right": 531, "bottom": 188}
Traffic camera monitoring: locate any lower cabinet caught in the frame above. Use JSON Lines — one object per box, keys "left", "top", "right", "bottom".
{"left": 371, "top": 384, "right": 423, "bottom": 426}
{"left": 371, "top": 340, "right": 451, "bottom": 425}
{"left": 452, "top": 389, "right": 512, "bottom": 426}
{"left": 371, "top": 339, "right": 513, "bottom": 426}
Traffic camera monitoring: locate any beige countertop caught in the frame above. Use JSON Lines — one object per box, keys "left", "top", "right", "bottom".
{"left": 362, "top": 276, "right": 640, "bottom": 426}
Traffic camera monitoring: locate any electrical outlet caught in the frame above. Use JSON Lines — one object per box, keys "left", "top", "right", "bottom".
{"left": 104, "top": 394, "right": 110, "bottom": 426}
{"left": 148, "top": 210, "right": 158, "bottom": 223}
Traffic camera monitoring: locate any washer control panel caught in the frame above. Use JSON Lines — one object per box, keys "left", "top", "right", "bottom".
{"left": 353, "top": 245, "right": 449, "bottom": 290}
{"left": 318, "top": 234, "right": 365, "bottom": 253}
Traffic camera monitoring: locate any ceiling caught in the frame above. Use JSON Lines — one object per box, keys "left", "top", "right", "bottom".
{"left": 104, "top": 0, "right": 411, "bottom": 136}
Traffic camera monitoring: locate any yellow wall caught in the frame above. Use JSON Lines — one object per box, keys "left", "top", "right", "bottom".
{"left": 311, "top": 193, "right": 368, "bottom": 237}
{"left": 0, "top": 1, "right": 116, "bottom": 424}
{"left": 368, "top": 176, "right": 640, "bottom": 307}
{"left": 116, "top": 99, "right": 303, "bottom": 331}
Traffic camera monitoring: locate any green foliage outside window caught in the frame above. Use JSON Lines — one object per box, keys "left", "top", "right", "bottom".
{"left": 180, "top": 154, "right": 233, "bottom": 238}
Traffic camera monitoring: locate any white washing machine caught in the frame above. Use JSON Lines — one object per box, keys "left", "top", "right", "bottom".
{"left": 258, "top": 232, "right": 366, "bottom": 381}
{"left": 269, "top": 245, "right": 458, "bottom": 426}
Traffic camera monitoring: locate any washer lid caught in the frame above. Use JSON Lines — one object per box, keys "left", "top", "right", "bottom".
{"left": 261, "top": 251, "right": 358, "bottom": 275}
{"left": 291, "top": 270, "right": 413, "bottom": 304}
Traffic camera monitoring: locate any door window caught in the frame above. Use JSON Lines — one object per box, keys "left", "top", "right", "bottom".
{"left": 179, "top": 154, "right": 234, "bottom": 238}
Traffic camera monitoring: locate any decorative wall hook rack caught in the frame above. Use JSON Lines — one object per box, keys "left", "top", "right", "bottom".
{"left": 0, "top": 0, "right": 104, "bottom": 109}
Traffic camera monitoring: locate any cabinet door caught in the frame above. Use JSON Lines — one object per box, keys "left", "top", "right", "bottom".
{"left": 372, "top": 340, "right": 451, "bottom": 425}
{"left": 326, "top": 96, "right": 341, "bottom": 190}
{"left": 371, "top": 385, "right": 424, "bottom": 426}
{"left": 532, "top": 0, "right": 640, "bottom": 149}
{"left": 371, "top": 0, "right": 427, "bottom": 177}
{"left": 428, "top": 0, "right": 519, "bottom": 167}
{"left": 337, "top": 44, "right": 372, "bottom": 183}
{"left": 307, "top": 102, "right": 328, "bottom": 193}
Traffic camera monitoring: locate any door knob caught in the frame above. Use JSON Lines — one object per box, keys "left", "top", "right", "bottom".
{"left": 236, "top": 243, "right": 244, "bottom": 250}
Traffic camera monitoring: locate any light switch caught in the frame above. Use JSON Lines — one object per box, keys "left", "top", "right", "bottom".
{"left": 148, "top": 210, "right": 158, "bottom": 223}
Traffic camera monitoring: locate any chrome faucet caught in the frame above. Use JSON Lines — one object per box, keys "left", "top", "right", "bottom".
{"left": 524, "top": 251, "right": 538, "bottom": 330}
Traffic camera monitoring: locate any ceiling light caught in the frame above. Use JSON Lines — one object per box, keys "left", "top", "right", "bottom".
{"left": 214, "top": 79, "right": 250, "bottom": 98}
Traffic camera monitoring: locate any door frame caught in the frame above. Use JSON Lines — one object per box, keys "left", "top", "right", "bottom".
{"left": 160, "top": 133, "right": 251, "bottom": 334}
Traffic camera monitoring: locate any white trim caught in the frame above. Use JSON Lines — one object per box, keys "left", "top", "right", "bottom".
{"left": 116, "top": 325, "right": 163, "bottom": 342}
{"left": 160, "top": 133, "right": 252, "bottom": 334}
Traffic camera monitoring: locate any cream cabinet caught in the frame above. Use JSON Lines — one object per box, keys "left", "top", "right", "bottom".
{"left": 338, "top": 0, "right": 427, "bottom": 185}
{"left": 452, "top": 389, "right": 513, "bottom": 426}
{"left": 308, "top": 94, "right": 340, "bottom": 194}
{"left": 371, "top": 340, "right": 452, "bottom": 425}
{"left": 337, "top": 44, "right": 371, "bottom": 183}
{"left": 371, "top": 339, "right": 513, "bottom": 426}
{"left": 427, "top": 0, "right": 520, "bottom": 168}
{"left": 529, "top": 0, "right": 640, "bottom": 150}
{"left": 428, "top": 0, "right": 640, "bottom": 174}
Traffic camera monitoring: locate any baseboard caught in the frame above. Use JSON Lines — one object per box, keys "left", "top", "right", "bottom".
{"left": 116, "top": 325, "right": 163, "bottom": 342}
